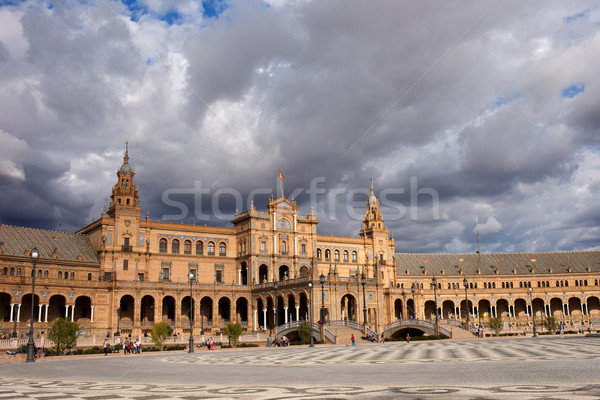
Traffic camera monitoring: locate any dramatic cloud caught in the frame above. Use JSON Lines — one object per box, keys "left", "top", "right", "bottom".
{"left": 1, "top": 0, "right": 599, "bottom": 253}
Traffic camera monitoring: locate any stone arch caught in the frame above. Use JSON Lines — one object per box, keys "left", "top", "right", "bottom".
{"left": 140, "top": 295, "right": 155, "bottom": 323}
{"left": 276, "top": 295, "right": 285, "bottom": 326}
{"left": 394, "top": 298, "right": 403, "bottom": 320}
{"left": 162, "top": 296, "right": 175, "bottom": 322}
{"left": 442, "top": 299, "right": 455, "bottom": 320}
{"left": 256, "top": 297, "right": 265, "bottom": 329}
{"left": 588, "top": 296, "right": 600, "bottom": 317}
{"left": 119, "top": 295, "right": 135, "bottom": 322}
{"left": 200, "top": 296, "right": 213, "bottom": 332}
{"left": 278, "top": 265, "right": 290, "bottom": 281}
{"left": 299, "top": 265, "right": 309, "bottom": 277}
{"left": 550, "top": 297, "right": 563, "bottom": 317}
{"left": 496, "top": 299, "right": 510, "bottom": 319}
{"left": 259, "top": 264, "right": 269, "bottom": 283}
{"left": 0, "top": 292, "right": 12, "bottom": 323}
{"left": 181, "top": 295, "right": 195, "bottom": 322}
{"left": 340, "top": 293, "right": 357, "bottom": 321}
{"left": 47, "top": 294, "right": 67, "bottom": 322}
{"left": 218, "top": 296, "right": 231, "bottom": 323}
{"left": 424, "top": 300, "right": 436, "bottom": 320}
{"left": 514, "top": 298, "right": 527, "bottom": 318}
{"left": 478, "top": 299, "right": 491, "bottom": 322}
{"left": 568, "top": 297, "right": 583, "bottom": 317}
{"left": 240, "top": 262, "right": 248, "bottom": 285}
{"left": 299, "top": 292, "right": 309, "bottom": 321}
{"left": 235, "top": 297, "right": 248, "bottom": 324}
{"left": 287, "top": 293, "right": 297, "bottom": 322}
{"left": 74, "top": 295, "right": 92, "bottom": 324}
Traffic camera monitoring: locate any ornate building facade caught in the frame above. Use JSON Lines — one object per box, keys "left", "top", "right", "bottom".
{"left": 1, "top": 148, "right": 599, "bottom": 340}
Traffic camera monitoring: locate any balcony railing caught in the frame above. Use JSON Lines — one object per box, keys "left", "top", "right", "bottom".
{"left": 122, "top": 245, "right": 131, "bottom": 252}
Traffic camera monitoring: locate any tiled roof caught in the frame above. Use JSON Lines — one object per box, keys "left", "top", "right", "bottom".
{"left": 0, "top": 225, "right": 99, "bottom": 264}
{"left": 395, "top": 251, "right": 600, "bottom": 277}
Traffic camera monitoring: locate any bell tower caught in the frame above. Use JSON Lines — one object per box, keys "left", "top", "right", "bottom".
{"left": 107, "top": 142, "right": 140, "bottom": 216}
{"left": 361, "top": 178, "right": 385, "bottom": 238}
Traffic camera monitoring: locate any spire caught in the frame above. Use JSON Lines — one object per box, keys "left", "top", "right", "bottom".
{"left": 368, "top": 177, "right": 378, "bottom": 205}
{"left": 108, "top": 143, "right": 139, "bottom": 214}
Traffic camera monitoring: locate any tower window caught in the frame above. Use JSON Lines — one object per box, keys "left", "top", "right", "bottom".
{"left": 123, "top": 260, "right": 128, "bottom": 270}
{"left": 207, "top": 242, "right": 215, "bottom": 256}
{"left": 352, "top": 251, "right": 357, "bottom": 262}
{"left": 159, "top": 238, "right": 167, "bottom": 253}
{"left": 172, "top": 239, "right": 180, "bottom": 254}
{"left": 184, "top": 240, "right": 192, "bottom": 255}
{"left": 196, "top": 241, "right": 204, "bottom": 255}
{"left": 219, "top": 242, "right": 227, "bottom": 256}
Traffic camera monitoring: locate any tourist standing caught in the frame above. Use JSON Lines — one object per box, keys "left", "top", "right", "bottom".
{"left": 406, "top": 333, "right": 410, "bottom": 343}
{"left": 103, "top": 339, "right": 110, "bottom": 356}
{"left": 351, "top": 334, "right": 355, "bottom": 346}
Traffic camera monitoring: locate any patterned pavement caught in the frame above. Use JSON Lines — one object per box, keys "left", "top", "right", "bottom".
{"left": 0, "top": 337, "right": 599, "bottom": 399}
{"left": 162, "top": 336, "right": 600, "bottom": 366}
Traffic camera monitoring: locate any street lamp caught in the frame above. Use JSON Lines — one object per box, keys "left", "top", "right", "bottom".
{"left": 528, "top": 287, "right": 537, "bottom": 337}
{"left": 432, "top": 277, "right": 439, "bottom": 335}
{"left": 308, "top": 282, "right": 314, "bottom": 347}
{"left": 26, "top": 247, "right": 39, "bottom": 363}
{"left": 411, "top": 285, "right": 416, "bottom": 320}
{"left": 361, "top": 269, "right": 368, "bottom": 327}
{"left": 319, "top": 273, "right": 326, "bottom": 325}
{"left": 115, "top": 307, "right": 121, "bottom": 337}
{"left": 188, "top": 272, "right": 195, "bottom": 353}
{"left": 463, "top": 277, "right": 470, "bottom": 328}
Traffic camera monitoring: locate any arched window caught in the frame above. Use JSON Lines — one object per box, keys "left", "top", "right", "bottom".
{"left": 208, "top": 242, "right": 215, "bottom": 255}
{"left": 447, "top": 283, "right": 451, "bottom": 289}
{"left": 317, "top": 249, "right": 322, "bottom": 259}
{"left": 17, "top": 268, "right": 21, "bottom": 276}
{"left": 196, "top": 241, "right": 203, "bottom": 255}
{"left": 159, "top": 238, "right": 167, "bottom": 253}
{"left": 64, "top": 272, "right": 68, "bottom": 279}
{"left": 58, "top": 271, "right": 63, "bottom": 279}
{"left": 44, "top": 270, "right": 48, "bottom": 278}
{"left": 70, "top": 272, "right": 75, "bottom": 279}
{"left": 334, "top": 250, "right": 340, "bottom": 261}
{"left": 281, "top": 241, "right": 287, "bottom": 253}
{"left": 484, "top": 282, "right": 487, "bottom": 289}
{"left": 172, "top": 239, "right": 180, "bottom": 254}
{"left": 184, "top": 240, "right": 192, "bottom": 255}
{"left": 325, "top": 249, "right": 331, "bottom": 260}
{"left": 88, "top": 273, "right": 92, "bottom": 281}
{"left": 352, "top": 251, "right": 357, "bottom": 262}
{"left": 219, "top": 242, "right": 226, "bottom": 256}
{"left": 37, "top": 269, "right": 42, "bottom": 278}
{"left": 492, "top": 282, "right": 496, "bottom": 289}
{"left": 2, "top": 267, "right": 6, "bottom": 275}
{"left": 343, "top": 251, "right": 349, "bottom": 262}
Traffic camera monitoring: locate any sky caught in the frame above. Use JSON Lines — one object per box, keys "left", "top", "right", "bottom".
{"left": 0, "top": 0, "right": 599, "bottom": 254}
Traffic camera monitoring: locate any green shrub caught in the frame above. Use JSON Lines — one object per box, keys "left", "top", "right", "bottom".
{"left": 84, "top": 346, "right": 103, "bottom": 354}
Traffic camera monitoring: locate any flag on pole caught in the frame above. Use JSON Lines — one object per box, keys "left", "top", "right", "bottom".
{"left": 459, "top": 258, "right": 464, "bottom": 262}
{"left": 279, "top": 170, "right": 285, "bottom": 182}
{"left": 424, "top": 259, "right": 429, "bottom": 264}
{"left": 531, "top": 258, "right": 537, "bottom": 263}
{"left": 496, "top": 258, "right": 500, "bottom": 264}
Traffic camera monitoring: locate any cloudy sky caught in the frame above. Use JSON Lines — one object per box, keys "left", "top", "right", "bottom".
{"left": 1, "top": 0, "right": 599, "bottom": 253}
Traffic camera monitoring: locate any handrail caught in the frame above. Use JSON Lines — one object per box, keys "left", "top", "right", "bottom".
{"left": 383, "top": 319, "right": 451, "bottom": 337}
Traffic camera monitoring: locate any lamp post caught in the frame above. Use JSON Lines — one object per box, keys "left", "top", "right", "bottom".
{"left": 319, "top": 273, "right": 326, "bottom": 325}
{"left": 188, "top": 272, "right": 194, "bottom": 353}
{"left": 26, "top": 247, "right": 39, "bottom": 363}
{"left": 432, "top": 277, "right": 439, "bottom": 335}
{"left": 528, "top": 287, "right": 537, "bottom": 337}
{"left": 115, "top": 307, "right": 121, "bottom": 337}
{"left": 361, "top": 270, "right": 368, "bottom": 328}
{"left": 463, "top": 277, "right": 470, "bottom": 328}
{"left": 411, "top": 285, "right": 416, "bottom": 320}
{"left": 308, "top": 282, "right": 314, "bottom": 347}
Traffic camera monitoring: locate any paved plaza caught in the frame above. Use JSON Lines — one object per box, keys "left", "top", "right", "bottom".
{"left": 0, "top": 336, "right": 599, "bottom": 399}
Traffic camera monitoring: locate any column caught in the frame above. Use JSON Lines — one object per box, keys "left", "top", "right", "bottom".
{"left": 253, "top": 309, "right": 258, "bottom": 331}
{"left": 238, "top": 269, "right": 241, "bottom": 285}
{"left": 262, "top": 309, "right": 267, "bottom": 329}
{"left": 16, "top": 304, "right": 21, "bottom": 322}
{"left": 272, "top": 308, "right": 277, "bottom": 326}
{"left": 457, "top": 306, "right": 461, "bottom": 319}
{"left": 295, "top": 305, "right": 300, "bottom": 321}
{"left": 284, "top": 306, "right": 288, "bottom": 324}
{"left": 38, "top": 305, "right": 43, "bottom": 322}
{"left": 65, "top": 305, "right": 69, "bottom": 320}
{"left": 71, "top": 305, "right": 75, "bottom": 322}
{"left": 581, "top": 303, "right": 585, "bottom": 316}
{"left": 565, "top": 303, "right": 570, "bottom": 316}
{"left": 91, "top": 306, "right": 95, "bottom": 323}
{"left": 9, "top": 304, "right": 14, "bottom": 323}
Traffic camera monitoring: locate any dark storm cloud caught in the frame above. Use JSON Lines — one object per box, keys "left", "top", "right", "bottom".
{"left": 0, "top": 0, "right": 599, "bottom": 253}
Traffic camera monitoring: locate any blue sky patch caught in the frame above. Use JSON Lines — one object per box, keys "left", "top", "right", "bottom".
{"left": 562, "top": 83, "right": 585, "bottom": 98}
{"left": 122, "top": 0, "right": 148, "bottom": 22}
{"left": 563, "top": 9, "right": 589, "bottom": 24}
{"left": 202, "top": 0, "right": 228, "bottom": 18}
{"left": 493, "top": 93, "right": 521, "bottom": 108}
{"left": 159, "top": 9, "right": 183, "bottom": 25}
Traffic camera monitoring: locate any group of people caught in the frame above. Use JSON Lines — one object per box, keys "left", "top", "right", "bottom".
{"left": 205, "top": 337, "right": 216, "bottom": 350}
{"left": 123, "top": 338, "right": 141, "bottom": 354}
{"left": 266, "top": 335, "right": 290, "bottom": 347}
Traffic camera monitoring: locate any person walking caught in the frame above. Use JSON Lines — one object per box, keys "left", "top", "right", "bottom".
{"left": 560, "top": 323, "right": 564, "bottom": 338}
{"left": 351, "top": 334, "right": 355, "bottom": 346}
{"left": 103, "top": 339, "right": 110, "bottom": 356}
{"left": 406, "top": 333, "right": 410, "bottom": 343}
{"left": 380, "top": 332, "right": 385, "bottom": 343}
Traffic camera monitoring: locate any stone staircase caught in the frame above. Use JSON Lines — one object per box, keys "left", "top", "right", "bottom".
{"left": 327, "top": 326, "right": 379, "bottom": 345}
{"left": 439, "top": 323, "right": 478, "bottom": 340}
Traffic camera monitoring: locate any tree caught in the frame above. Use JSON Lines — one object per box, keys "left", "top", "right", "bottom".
{"left": 225, "top": 323, "right": 243, "bottom": 347}
{"left": 151, "top": 322, "right": 173, "bottom": 350}
{"left": 298, "top": 321, "right": 311, "bottom": 344}
{"left": 48, "top": 318, "right": 80, "bottom": 354}
{"left": 488, "top": 317, "right": 504, "bottom": 336}
{"left": 546, "top": 316, "right": 558, "bottom": 333}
